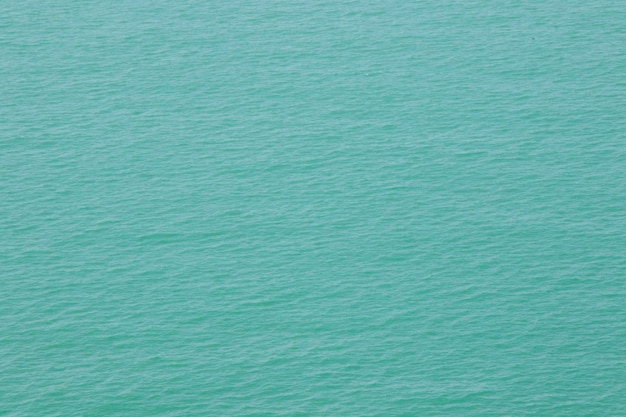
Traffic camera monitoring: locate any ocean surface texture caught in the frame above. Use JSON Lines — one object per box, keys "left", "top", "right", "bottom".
{"left": 2, "top": 1, "right": 626, "bottom": 416}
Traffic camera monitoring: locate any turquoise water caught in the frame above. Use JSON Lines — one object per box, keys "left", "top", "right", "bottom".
{"left": 2, "top": 1, "right": 626, "bottom": 415}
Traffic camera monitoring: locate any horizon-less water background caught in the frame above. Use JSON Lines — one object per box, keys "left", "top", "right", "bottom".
{"left": 2, "top": 1, "right": 626, "bottom": 415}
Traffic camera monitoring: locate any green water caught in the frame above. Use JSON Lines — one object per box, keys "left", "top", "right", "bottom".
{"left": 2, "top": 1, "right": 625, "bottom": 415}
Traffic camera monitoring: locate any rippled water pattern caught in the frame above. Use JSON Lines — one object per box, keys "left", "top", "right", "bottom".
{"left": 2, "top": 1, "right": 626, "bottom": 415}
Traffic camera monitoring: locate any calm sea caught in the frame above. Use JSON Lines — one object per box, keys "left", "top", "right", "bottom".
{"left": 2, "top": 1, "right": 625, "bottom": 415}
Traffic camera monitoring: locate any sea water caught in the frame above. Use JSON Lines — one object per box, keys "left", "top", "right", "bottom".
{"left": 2, "top": 1, "right": 625, "bottom": 415}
